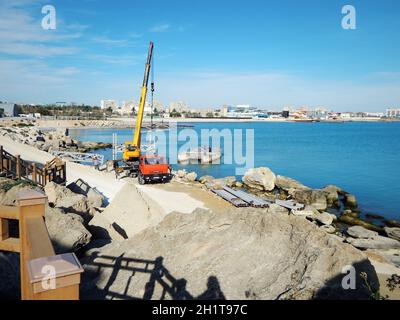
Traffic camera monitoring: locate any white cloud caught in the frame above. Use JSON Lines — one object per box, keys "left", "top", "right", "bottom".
{"left": 92, "top": 36, "right": 128, "bottom": 46}
{"left": 149, "top": 24, "right": 171, "bottom": 33}
{"left": 0, "top": 0, "right": 82, "bottom": 57}
{"left": 88, "top": 54, "right": 142, "bottom": 65}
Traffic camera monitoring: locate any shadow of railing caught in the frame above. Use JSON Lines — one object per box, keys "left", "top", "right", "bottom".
{"left": 81, "top": 254, "right": 225, "bottom": 300}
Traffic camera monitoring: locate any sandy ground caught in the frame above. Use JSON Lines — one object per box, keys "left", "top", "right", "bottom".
{"left": 141, "top": 180, "right": 232, "bottom": 214}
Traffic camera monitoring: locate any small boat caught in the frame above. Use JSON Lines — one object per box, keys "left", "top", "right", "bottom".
{"left": 178, "top": 146, "right": 222, "bottom": 164}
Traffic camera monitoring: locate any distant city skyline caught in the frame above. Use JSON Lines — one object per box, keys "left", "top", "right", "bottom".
{"left": 0, "top": 0, "right": 399, "bottom": 111}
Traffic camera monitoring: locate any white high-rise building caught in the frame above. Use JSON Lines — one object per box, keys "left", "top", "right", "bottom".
{"left": 100, "top": 100, "right": 118, "bottom": 110}
{"left": 169, "top": 101, "right": 189, "bottom": 112}
{"left": 386, "top": 108, "right": 400, "bottom": 118}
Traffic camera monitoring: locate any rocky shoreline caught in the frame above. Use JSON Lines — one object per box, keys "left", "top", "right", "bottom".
{"left": 173, "top": 168, "right": 400, "bottom": 270}
{"left": 0, "top": 122, "right": 112, "bottom": 154}
{"left": 0, "top": 122, "right": 399, "bottom": 299}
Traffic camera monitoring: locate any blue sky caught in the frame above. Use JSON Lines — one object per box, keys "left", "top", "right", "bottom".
{"left": 0, "top": 0, "right": 399, "bottom": 111}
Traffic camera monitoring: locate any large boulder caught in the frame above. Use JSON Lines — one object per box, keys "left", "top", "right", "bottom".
{"left": 0, "top": 179, "right": 42, "bottom": 206}
{"left": 67, "top": 179, "right": 106, "bottom": 208}
{"left": 291, "top": 205, "right": 319, "bottom": 217}
{"left": 199, "top": 175, "right": 214, "bottom": 184}
{"left": 45, "top": 206, "right": 92, "bottom": 253}
{"left": 347, "top": 226, "right": 378, "bottom": 239}
{"left": 322, "top": 185, "right": 341, "bottom": 207}
{"left": 207, "top": 176, "right": 237, "bottom": 189}
{"left": 275, "top": 175, "right": 309, "bottom": 191}
{"left": 344, "top": 193, "right": 357, "bottom": 209}
{"left": 289, "top": 189, "right": 328, "bottom": 211}
{"left": 346, "top": 236, "right": 400, "bottom": 250}
{"left": 309, "top": 212, "right": 335, "bottom": 226}
{"left": 44, "top": 182, "right": 89, "bottom": 216}
{"left": 183, "top": 172, "right": 197, "bottom": 183}
{"left": 81, "top": 207, "right": 378, "bottom": 300}
{"left": 385, "top": 227, "right": 400, "bottom": 242}
{"left": 338, "top": 215, "right": 383, "bottom": 233}
{"left": 242, "top": 167, "right": 276, "bottom": 191}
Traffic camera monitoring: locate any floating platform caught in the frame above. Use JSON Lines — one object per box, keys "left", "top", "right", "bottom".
{"left": 178, "top": 147, "right": 222, "bottom": 164}
{"left": 50, "top": 150, "right": 104, "bottom": 165}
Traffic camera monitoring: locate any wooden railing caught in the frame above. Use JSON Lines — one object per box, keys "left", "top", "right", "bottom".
{"left": 0, "top": 190, "right": 83, "bottom": 300}
{"left": 0, "top": 146, "right": 66, "bottom": 187}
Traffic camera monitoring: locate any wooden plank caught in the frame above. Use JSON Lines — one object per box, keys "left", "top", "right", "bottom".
{"left": 211, "top": 189, "right": 249, "bottom": 207}
{"left": 0, "top": 217, "right": 9, "bottom": 241}
{"left": 275, "top": 199, "right": 305, "bottom": 210}
{"left": 32, "top": 274, "right": 81, "bottom": 295}
{"left": 25, "top": 216, "right": 55, "bottom": 260}
{"left": 223, "top": 187, "right": 271, "bottom": 208}
{"left": 0, "top": 206, "right": 19, "bottom": 220}
{"left": 33, "top": 284, "right": 79, "bottom": 300}
{"left": 0, "top": 237, "right": 21, "bottom": 252}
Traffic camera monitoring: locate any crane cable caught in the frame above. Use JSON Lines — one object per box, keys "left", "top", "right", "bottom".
{"left": 150, "top": 51, "right": 155, "bottom": 129}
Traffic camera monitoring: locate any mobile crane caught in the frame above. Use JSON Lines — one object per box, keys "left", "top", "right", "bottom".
{"left": 116, "top": 42, "right": 172, "bottom": 184}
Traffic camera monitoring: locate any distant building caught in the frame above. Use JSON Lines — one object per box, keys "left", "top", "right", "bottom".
{"left": 116, "top": 101, "right": 136, "bottom": 115}
{"left": 55, "top": 102, "right": 68, "bottom": 107}
{"left": 100, "top": 100, "right": 118, "bottom": 111}
{"left": 386, "top": 108, "right": 400, "bottom": 118}
{"left": 169, "top": 101, "right": 189, "bottom": 113}
{"left": 0, "top": 103, "right": 18, "bottom": 117}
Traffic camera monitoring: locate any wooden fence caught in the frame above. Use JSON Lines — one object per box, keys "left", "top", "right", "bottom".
{"left": 0, "top": 190, "right": 83, "bottom": 300}
{"left": 0, "top": 146, "right": 66, "bottom": 187}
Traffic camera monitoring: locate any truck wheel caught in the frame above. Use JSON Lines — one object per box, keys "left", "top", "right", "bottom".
{"left": 138, "top": 174, "right": 145, "bottom": 185}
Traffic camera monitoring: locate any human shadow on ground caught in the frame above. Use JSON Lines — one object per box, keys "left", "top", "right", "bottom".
{"left": 80, "top": 253, "right": 226, "bottom": 300}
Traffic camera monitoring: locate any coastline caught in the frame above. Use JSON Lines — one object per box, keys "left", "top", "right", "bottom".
{"left": 0, "top": 126, "right": 399, "bottom": 299}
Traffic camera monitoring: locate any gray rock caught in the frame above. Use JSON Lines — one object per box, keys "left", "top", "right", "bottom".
{"left": 235, "top": 181, "right": 243, "bottom": 188}
{"left": 81, "top": 207, "right": 378, "bottom": 300}
{"left": 67, "top": 180, "right": 106, "bottom": 208}
{"left": 322, "top": 185, "right": 341, "bottom": 206}
{"left": 384, "top": 227, "right": 400, "bottom": 241}
{"left": 275, "top": 175, "right": 309, "bottom": 191}
{"left": 183, "top": 172, "right": 197, "bottom": 182}
{"left": 289, "top": 189, "right": 328, "bottom": 211}
{"left": 366, "top": 249, "right": 400, "bottom": 268}
{"left": 199, "top": 175, "right": 214, "bottom": 184}
{"left": 346, "top": 236, "right": 400, "bottom": 250}
{"left": 242, "top": 167, "right": 276, "bottom": 191}
{"left": 0, "top": 180, "right": 42, "bottom": 206}
{"left": 320, "top": 225, "right": 336, "bottom": 234}
{"left": 344, "top": 193, "right": 357, "bottom": 208}
{"left": 347, "top": 226, "right": 379, "bottom": 239}
{"left": 310, "top": 212, "right": 334, "bottom": 226}
{"left": 45, "top": 206, "right": 92, "bottom": 253}
{"left": 211, "top": 176, "right": 237, "bottom": 188}
{"left": 291, "top": 205, "right": 319, "bottom": 217}
{"left": 44, "top": 182, "right": 89, "bottom": 216}
{"left": 176, "top": 170, "right": 187, "bottom": 179}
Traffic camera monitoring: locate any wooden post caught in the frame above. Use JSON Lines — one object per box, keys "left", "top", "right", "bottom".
{"left": 17, "top": 190, "right": 48, "bottom": 300}
{"left": 0, "top": 217, "right": 8, "bottom": 241}
{"left": 0, "top": 145, "right": 3, "bottom": 171}
{"left": 16, "top": 155, "right": 21, "bottom": 179}
{"left": 16, "top": 190, "right": 83, "bottom": 300}
{"left": 32, "top": 163, "right": 37, "bottom": 183}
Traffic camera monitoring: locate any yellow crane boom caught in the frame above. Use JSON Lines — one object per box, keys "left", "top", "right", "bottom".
{"left": 123, "top": 41, "right": 154, "bottom": 161}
